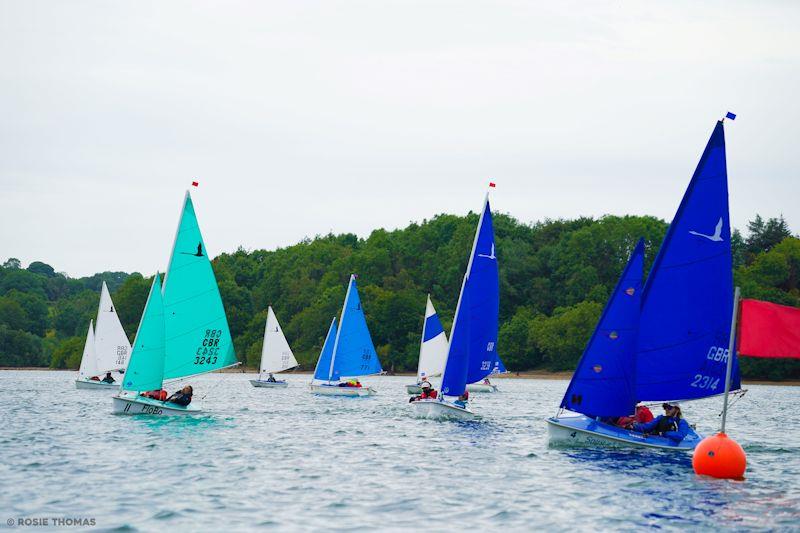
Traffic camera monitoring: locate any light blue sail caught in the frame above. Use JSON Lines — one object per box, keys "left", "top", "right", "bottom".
{"left": 162, "top": 191, "right": 238, "bottom": 381}
{"left": 328, "top": 275, "right": 382, "bottom": 380}
{"left": 441, "top": 196, "right": 500, "bottom": 396}
{"left": 313, "top": 317, "right": 338, "bottom": 381}
{"left": 560, "top": 239, "right": 645, "bottom": 417}
{"left": 122, "top": 274, "right": 166, "bottom": 393}
{"left": 635, "top": 121, "right": 740, "bottom": 401}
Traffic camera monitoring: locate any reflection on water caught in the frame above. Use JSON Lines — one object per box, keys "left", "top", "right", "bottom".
{"left": 0, "top": 371, "right": 798, "bottom": 531}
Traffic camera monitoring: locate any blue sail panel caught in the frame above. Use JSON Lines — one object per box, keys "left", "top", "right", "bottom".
{"left": 330, "top": 276, "right": 383, "bottom": 379}
{"left": 313, "top": 317, "right": 337, "bottom": 381}
{"left": 561, "top": 239, "right": 645, "bottom": 417}
{"left": 493, "top": 357, "right": 507, "bottom": 374}
{"left": 422, "top": 312, "right": 445, "bottom": 342}
{"left": 441, "top": 198, "right": 500, "bottom": 395}
{"left": 635, "top": 121, "right": 740, "bottom": 401}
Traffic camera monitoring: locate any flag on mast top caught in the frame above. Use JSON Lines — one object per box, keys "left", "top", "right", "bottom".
{"left": 489, "top": 181, "right": 496, "bottom": 188}
{"left": 191, "top": 180, "right": 199, "bottom": 187}
{"left": 725, "top": 111, "right": 736, "bottom": 121}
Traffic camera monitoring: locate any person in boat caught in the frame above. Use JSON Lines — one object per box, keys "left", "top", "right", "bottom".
{"left": 616, "top": 404, "right": 654, "bottom": 429}
{"left": 453, "top": 390, "right": 469, "bottom": 408}
{"left": 166, "top": 385, "right": 193, "bottom": 406}
{"left": 89, "top": 376, "right": 100, "bottom": 381}
{"left": 419, "top": 374, "right": 432, "bottom": 389}
{"left": 338, "top": 379, "right": 362, "bottom": 388}
{"left": 482, "top": 378, "right": 492, "bottom": 386}
{"left": 409, "top": 381, "right": 438, "bottom": 402}
{"left": 101, "top": 372, "right": 115, "bottom": 384}
{"left": 633, "top": 403, "right": 690, "bottom": 443}
{"left": 266, "top": 373, "right": 277, "bottom": 383}
{"left": 140, "top": 389, "right": 168, "bottom": 401}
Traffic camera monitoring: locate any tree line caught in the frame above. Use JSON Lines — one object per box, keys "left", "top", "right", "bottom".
{"left": 1, "top": 213, "right": 797, "bottom": 380}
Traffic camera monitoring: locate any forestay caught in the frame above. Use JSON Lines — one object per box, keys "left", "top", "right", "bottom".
{"left": 260, "top": 306, "right": 298, "bottom": 374}
{"left": 441, "top": 196, "right": 499, "bottom": 396}
{"left": 93, "top": 281, "right": 131, "bottom": 374}
{"left": 313, "top": 317, "right": 338, "bottom": 381}
{"left": 560, "top": 239, "right": 645, "bottom": 417}
{"left": 121, "top": 274, "right": 167, "bottom": 393}
{"left": 635, "top": 121, "right": 740, "bottom": 401}
{"left": 417, "top": 295, "right": 449, "bottom": 379}
{"left": 162, "top": 191, "right": 238, "bottom": 381}
{"left": 328, "top": 275, "right": 382, "bottom": 380}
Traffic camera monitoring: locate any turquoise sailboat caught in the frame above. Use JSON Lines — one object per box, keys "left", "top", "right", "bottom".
{"left": 547, "top": 118, "right": 739, "bottom": 449}
{"left": 112, "top": 191, "right": 238, "bottom": 415}
{"left": 309, "top": 274, "right": 382, "bottom": 396}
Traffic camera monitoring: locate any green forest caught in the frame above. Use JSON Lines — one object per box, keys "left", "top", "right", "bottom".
{"left": 1, "top": 213, "right": 798, "bottom": 380}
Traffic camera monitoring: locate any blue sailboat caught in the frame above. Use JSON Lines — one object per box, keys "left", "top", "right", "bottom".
{"left": 309, "top": 275, "right": 382, "bottom": 396}
{"left": 411, "top": 192, "right": 499, "bottom": 420}
{"left": 547, "top": 119, "right": 740, "bottom": 450}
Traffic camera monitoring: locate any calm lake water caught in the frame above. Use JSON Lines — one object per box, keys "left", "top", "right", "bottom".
{"left": 0, "top": 371, "right": 798, "bottom": 532}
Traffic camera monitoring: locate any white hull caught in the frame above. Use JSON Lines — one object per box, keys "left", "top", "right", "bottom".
{"left": 410, "top": 399, "right": 477, "bottom": 421}
{"left": 112, "top": 395, "right": 202, "bottom": 416}
{"left": 75, "top": 379, "right": 119, "bottom": 390}
{"left": 249, "top": 379, "right": 289, "bottom": 388}
{"left": 545, "top": 416, "right": 700, "bottom": 451}
{"left": 309, "top": 384, "right": 377, "bottom": 397}
{"left": 405, "top": 384, "right": 422, "bottom": 395}
{"left": 467, "top": 383, "right": 498, "bottom": 393}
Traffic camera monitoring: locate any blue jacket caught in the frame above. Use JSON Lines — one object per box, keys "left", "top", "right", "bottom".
{"left": 634, "top": 415, "right": 690, "bottom": 443}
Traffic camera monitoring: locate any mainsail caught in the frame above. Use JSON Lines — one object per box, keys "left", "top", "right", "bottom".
{"left": 259, "top": 306, "right": 298, "bottom": 375}
{"left": 77, "top": 320, "right": 97, "bottom": 380}
{"left": 416, "top": 295, "right": 449, "bottom": 379}
{"left": 93, "top": 281, "right": 131, "bottom": 374}
{"left": 161, "top": 191, "right": 238, "bottom": 381}
{"left": 560, "top": 239, "right": 645, "bottom": 417}
{"left": 635, "top": 121, "right": 740, "bottom": 402}
{"left": 121, "top": 274, "right": 166, "bottom": 393}
{"left": 327, "top": 275, "right": 382, "bottom": 381}
{"left": 313, "top": 317, "right": 338, "bottom": 381}
{"left": 440, "top": 195, "right": 499, "bottom": 396}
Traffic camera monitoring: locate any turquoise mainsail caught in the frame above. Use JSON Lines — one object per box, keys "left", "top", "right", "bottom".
{"left": 313, "top": 317, "right": 338, "bottom": 381}
{"left": 162, "top": 191, "right": 238, "bottom": 381}
{"left": 326, "top": 275, "right": 382, "bottom": 381}
{"left": 122, "top": 274, "right": 166, "bottom": 392}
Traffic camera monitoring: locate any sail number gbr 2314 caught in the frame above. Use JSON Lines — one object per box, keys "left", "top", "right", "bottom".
{"left": 194, "top": 329, "right": 222, "bottom": 365}
{"left": 689, "top": 346, "right": 729, "bottom": 390}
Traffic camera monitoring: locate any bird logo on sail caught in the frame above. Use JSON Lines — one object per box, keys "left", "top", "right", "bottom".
{"left": 180, "top": 242, "right": 205, "bottom": 257}
{"left": 478, "top": 243, "right": 496, "bottom": 260}
{"left": 689, "top": 218, "right": 724, "bottom": 242}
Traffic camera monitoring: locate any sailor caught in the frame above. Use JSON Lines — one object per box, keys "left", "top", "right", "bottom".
{"left": 482, "top": 377, "right": 492, "bottom": 386}
{"left": 454, "top": 390, "right": 469, "bottom": 408}
{"left": 616, "top": 404, "right": 654, "bottom": 428}
{"left": 409, "top": 381, "right": 437, "bottom": 402}
{"left": 166, "top": 385, "right": 193, "bottom": 406}
{"left": 101, "top": 372, "right": 115, "bottom": 384}
{"left": 419, "top": 374, "right": 432, "bottom": 390}
{"left": 266, "top": 373, "right": 277, "bottom": 383}
{"left": 633, "top": 402, "right": 689, "bottom": 443}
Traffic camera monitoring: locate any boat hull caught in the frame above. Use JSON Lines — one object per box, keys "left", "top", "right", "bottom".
{"left": 75, "top": 379, "right": 119, "bottom": 390}
{"left": 546, "top": 414, "right": 701, "bottom": 451}
{"left": 249, "top": 379, "right": 289, "bottom": 388}
{"left": 467, "top": 383, "right": 498, "bottom": 393}
{"left": 309, "top": 384, "right": 376, "bottom": 397}
{"left": 405, "top": 384, "right": 422, "bottom": 395}
{"left": 410, "top": 398, "right": 477, "bottom": 421}
{"left": 112, "top": 395, "right": 202, "bottom": 416}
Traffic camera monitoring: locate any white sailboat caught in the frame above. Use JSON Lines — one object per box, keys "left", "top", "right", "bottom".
{"left": 75, "top": 281, "right": 131, "bottom": 390}
{"left": 250, "top": 306, "right": 298, "bottom": 388}
{"left": 405, "top": 295, "right": 449, "bottom": 395}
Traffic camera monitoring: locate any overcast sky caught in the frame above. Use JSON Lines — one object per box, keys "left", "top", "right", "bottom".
{"left": 1, "top": 1, "right": 798, "bottom": 277}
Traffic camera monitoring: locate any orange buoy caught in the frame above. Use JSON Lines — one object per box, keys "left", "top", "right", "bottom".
{"left": 692, "top": 432, "right": 746, "bottom": 480}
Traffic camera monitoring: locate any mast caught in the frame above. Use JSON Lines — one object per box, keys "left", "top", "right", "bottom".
{"left": 720, "top": 286, "right": 741, "bottom": 433}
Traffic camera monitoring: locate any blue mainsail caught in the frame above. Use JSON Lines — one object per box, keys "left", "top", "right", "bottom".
{"left": 312, "top": 317, "right": 338, "bottom": 381}
{"left": 635, "top": 121, "right": 740, "bottom": 401}
{"left": 441, "top": 196, "right": 499, "bottom": 396}
{"left": 560, "top": 239, "right": 645, "bottom": 417}
{"left": 328, "top": 275, "right": 383, "bottom": 380}
{"left": 492, "top": 357, "right": 507, "bottom": 374}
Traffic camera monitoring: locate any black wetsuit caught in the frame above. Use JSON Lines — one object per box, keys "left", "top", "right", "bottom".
{"left": 167, "top": 392, "right": 192, "bottom": 406}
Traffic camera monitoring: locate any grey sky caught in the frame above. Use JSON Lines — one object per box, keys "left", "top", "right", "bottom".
{"left": 1, "top": 1, "right": 798, "bottom": 277}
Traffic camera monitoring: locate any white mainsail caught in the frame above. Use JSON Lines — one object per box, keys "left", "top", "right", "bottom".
{"left": 417, "top": 295, "right": 449, "bottom": 380}
{"left": 259, "top": 306, "right": 298, "bottom": 375}
{"left": 93, "top": 281, "right": 131, "bottom": 374}
{"left": 77, "top": 320, "right": 97, "bottom": 380}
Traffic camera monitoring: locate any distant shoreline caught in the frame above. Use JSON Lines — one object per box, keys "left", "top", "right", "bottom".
{"left": 3, "top": 367, "right": 798, "bottom": 386}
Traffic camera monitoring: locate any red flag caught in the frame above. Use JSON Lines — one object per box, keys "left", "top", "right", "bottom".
{"left": 191, "top": 181, "right": 199, "bottom": 187}
{"left": 739, "top": 299, "right": 800, "bottom": 359}
{"left": 489, "top": 182, "right": 496, "bottom": 188}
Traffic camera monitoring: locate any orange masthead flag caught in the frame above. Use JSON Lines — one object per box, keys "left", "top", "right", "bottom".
{"left": 739, "top": 299, "right": 800, "bottom": 359}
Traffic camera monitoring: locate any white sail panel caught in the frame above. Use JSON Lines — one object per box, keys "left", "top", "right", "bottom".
{"left": 77, "top": 320, "right": 97, "bottom": 379}
{"left": 260, "top": 306, "right": 298, "bottom": 374}
{"left": 94, "top": 281, "right": 132, "bottom": 374}
{"left": 417, "top": 295, "right": 449, "bottom": 379}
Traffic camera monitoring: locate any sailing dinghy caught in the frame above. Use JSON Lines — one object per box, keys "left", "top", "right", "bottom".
{"left": 75, "top": 282, "right": 131, "bottom": 390}
{"left": 250, "top": 306, "right": 298, "bottom": 388}
{"left": 112, "top": 191, "right": 239, "bottom": 415}
{"left": 467, "top": 356, "right": 506, "bottom": 393}
{"left": 548, "top": 119, "right": 738, "bottom": 450}
{"left": 309, "top": 275, "right": 382, "bottom": 396}
{"left": 406, "top": 295, "right": 449, "bottom": 395}
{"left": 411, "top": 192, "right": 499, "bottom": 420}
